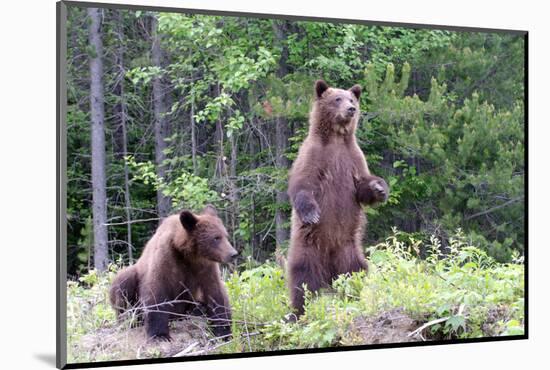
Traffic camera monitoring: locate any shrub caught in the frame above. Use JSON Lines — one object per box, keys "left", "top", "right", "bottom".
{"left": 67, "top": 229, "right": 524, "bottom": 362}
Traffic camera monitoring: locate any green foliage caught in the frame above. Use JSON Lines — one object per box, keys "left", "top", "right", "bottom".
{"left": 75, "top": 216, "right": 93, "bottom": 272}
{"left": 194, "top": 93, "right": 234, "bottom": 124}
{"left": 213, "top": 45, "right": 276, "bottom": 91}
{"left": 127, "top": 155, "right": 219, "bottom": 210}
{"left": 360, "top": 62, "right": 524, "bottom": 261}
{"left": 66, "top": 5, "right": 524, "bottom": 275}
{"left": 67, "top": 231, "right": 523, "bottom": 361}
{"left": 227, "top": 262, "right": 289, "bottom": 324}
{"left": 67, "top": 265, "right": 118, "bottom": 362}
{"left": 126, "top": 66, "right": 163, "bottom": 86}
{"left": 363, "top": 229, "right": 524, "bottom": 339}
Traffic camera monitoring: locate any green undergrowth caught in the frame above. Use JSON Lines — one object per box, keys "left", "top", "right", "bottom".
{"left": 67, "top": 229, "right": 524, "bottom": 362}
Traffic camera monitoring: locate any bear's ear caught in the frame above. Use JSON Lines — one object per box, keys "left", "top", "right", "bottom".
{"left": 179, "top": 210, "right": 198, "bottom": 232}
{"left": 202, "top": 204, "right": 218, "bottom": 217}
{"left": 350, "top": 84, "right": 362, "bottom": 100}
{"left": 315, "top": 80, "right": 329, "bottom": 99}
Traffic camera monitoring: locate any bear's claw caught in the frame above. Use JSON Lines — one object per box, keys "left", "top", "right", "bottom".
{"left": 152, "top": 333, "right": 172, "bottom": 342}
{"left": 302, "top": 209, "right": 320, "bottom": 225}
{"left": 294, "top": 190, "right": 321, "bottom": 225}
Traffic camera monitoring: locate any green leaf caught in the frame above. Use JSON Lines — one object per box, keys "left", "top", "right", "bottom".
{"left": 446, "top": 315, "right": 466, "bottom": 332}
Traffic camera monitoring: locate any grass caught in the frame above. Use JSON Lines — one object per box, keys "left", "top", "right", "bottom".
{"left": 66, "top": 229, "right": 524, "bottom": 363}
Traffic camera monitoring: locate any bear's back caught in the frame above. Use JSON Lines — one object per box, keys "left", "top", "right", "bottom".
{"left": 135, "top": 215, "right": 189, "bottom": 275}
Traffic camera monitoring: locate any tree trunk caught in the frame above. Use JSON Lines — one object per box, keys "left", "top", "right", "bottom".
{"left": 249, "top": 123, "right": 260, "bottom": 254}
{"left": 229, "top": 133, "right": 239, "bottom": 249}
{"left": 273, "top": 20, "right": 291, "bottom": 248}
{"left": 114, "top": 10, "right": 133, "bottom": 263}
{"left": 191, "top": 97, "right": 197, "bottom": 174}
{"left": 214, "top": 84, "right": 225, "bottom": 179}
{"left": 151, "top": 15, "right": 171, "bottom": 218}
{"left": 88, "top": 7, "right": 108, "bottom": 271}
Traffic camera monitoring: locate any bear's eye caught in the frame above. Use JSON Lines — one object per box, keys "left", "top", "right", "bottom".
{"left": 350, "top": 99, "right": 354, "bottom": 103}
{"left": 214, "top": 236, "right": 221, "bottom": 242}
{"left": 335, "top": 97, "right": 342, "bottom": 102}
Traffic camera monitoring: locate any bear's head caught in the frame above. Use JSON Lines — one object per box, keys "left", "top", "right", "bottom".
{"left": 312, "top": 79, "right": 362, "bottom": 137}
{"left": 178, "top": 205, "right": 238, "bottom": 264}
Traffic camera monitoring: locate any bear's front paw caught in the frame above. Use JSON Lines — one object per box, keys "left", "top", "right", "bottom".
{"left": 356, "top": 176, "right": 389, "bottom": 205}
{"left": 369, "top": 178, "right": 389, "bottom": 203}
{"left": 151, "top": 332, "right": 172, "bottom": 342}
{"left": 300, "top": 206, "right": 320, "bottom": 225}
{"left": 294, "top": 191, "right": 320, "bottom": 225}
{"left": 211, "top": 324, "right": 232, "bottom": 340}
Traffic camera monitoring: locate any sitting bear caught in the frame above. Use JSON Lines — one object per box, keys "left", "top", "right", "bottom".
{"left": 287, "top": 80, "right": 389, "bottom": 316}
{"left": 109, "top": 205, "right": 238, "bottom": 340}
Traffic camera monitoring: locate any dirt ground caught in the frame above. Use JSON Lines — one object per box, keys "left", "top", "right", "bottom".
{"left": 70, "top": 319, "right": 215, "bottom": 362}
{"left": 350, "top": 309, "right": 423, "bottom": 344}
{"left": 69, "top": 308, "right": 431, "bottom": 363}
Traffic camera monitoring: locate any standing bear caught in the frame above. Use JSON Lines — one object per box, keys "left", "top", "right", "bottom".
{"left": 109, "top": 205, "right": 238, "bottom": 340}
{"left": 287, "top": 80, "right": 389, "bottom": 316}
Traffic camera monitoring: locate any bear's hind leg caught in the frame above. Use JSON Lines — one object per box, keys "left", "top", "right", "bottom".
{"left": 349, "top": 247, "right": 368, "bottom": 273}
{"left": 109, "top": 266, "right": 140, "bottom": 317}
{"left": 288, "top": 249, "right": 327, "bottom": 317}
{"left": 331, "top": 244, "right": 368, "bottom": 281}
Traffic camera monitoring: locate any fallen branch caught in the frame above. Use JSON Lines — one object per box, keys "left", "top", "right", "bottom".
{"left": 173, "top": 342, "right": 200, "bottom": 357}
{"left": 408, "top": 304, "right": 465, "bottom": 340}
{"left": 176, "top": 340, "right": 234, "bottom": 357}
{"left": 408, "top": 317, "right": 449, "bottom": 340}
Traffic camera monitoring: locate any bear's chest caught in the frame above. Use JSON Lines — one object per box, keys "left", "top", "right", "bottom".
{"left": 314, "top": 146, "right": 360, "bottom": 220}
{"left": 317, "top": 146, "right": 357, "bottom": 188}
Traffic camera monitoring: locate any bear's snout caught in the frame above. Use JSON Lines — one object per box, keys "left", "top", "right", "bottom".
{"left": 229, "top": 250, "right": 239, "bottom": 260}
{"left": 223, "top": 245, "right": 239, "bottom": 263}
{"left": 346, "top": 106, "right": 356, "bottom": 116}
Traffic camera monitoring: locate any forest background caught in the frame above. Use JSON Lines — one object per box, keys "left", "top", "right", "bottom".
{"left": 66, "top": 7, "right": 525, "bottom": 275}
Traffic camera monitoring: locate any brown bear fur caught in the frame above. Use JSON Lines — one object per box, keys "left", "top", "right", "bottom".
{"left": 287, "top": 80, "right": 389, "bottom": 316}
{"left": 109, "top": 205, "right": 238, "bottom": 340}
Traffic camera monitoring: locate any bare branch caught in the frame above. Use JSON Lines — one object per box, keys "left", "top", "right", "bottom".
{"left": 105, "top": 217, "right": 160, "bottom": 226}
{"left": 465, "top": 196, "right": 524, "bottom": 221}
